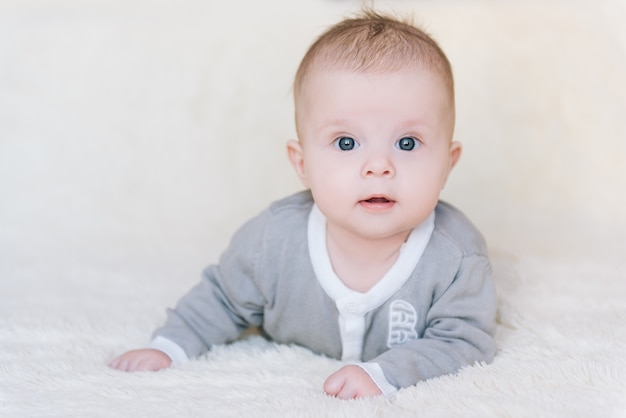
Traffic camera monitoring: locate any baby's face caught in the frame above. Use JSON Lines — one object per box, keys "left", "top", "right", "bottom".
{"left": 289, "top": 65, "right": 460, "bottom": 241}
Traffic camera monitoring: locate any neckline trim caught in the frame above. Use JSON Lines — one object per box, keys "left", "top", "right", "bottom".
{"left": 308, "top": 204, "right": 435, "bottom": 314}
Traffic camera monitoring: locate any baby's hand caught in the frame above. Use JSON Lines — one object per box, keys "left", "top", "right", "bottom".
{"left": 109, "top": 348, "right": 172, "bottom": 372}
{"left": 323, "top": 365, "right": 382, "bottom": 399}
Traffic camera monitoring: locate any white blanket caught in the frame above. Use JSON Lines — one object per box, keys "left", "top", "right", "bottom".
{"left": 2, "top": 1, "right": 625, "bottom": 416}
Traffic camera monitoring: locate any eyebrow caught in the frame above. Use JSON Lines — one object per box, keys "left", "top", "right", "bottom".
{"left": 313, "top": 120, "right": 353, "bottom": 136}
{"left": 320, "top": 118, "right": 431, "bottom": 132}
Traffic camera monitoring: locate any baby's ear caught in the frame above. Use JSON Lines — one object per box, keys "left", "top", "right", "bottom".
{"left": 286, "top": 139, "right": 309, "bottom": 187}
{"left": 443, "top": 141, "right": 462, "bottom": 185}
{"left": 448, "top": 141, "right": 462, "bottom": 171}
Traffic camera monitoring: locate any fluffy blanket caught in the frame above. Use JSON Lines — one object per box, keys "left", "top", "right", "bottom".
{"left": 2, "top": 1, "right": 625, "bottom": 417}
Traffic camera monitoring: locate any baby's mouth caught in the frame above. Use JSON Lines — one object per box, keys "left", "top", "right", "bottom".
{"left": 364, "top": 197, "right": 392, "bottom": 203}
{"left": 360, "top": 195, "right": 395, "bottom": 205}
{"left": 359, "top": 195, "right": 395, "bottom": 212}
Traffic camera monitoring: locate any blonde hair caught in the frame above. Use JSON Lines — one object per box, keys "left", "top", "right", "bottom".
{"left": 294, "top": 10, "right": 455, "bottom": 135}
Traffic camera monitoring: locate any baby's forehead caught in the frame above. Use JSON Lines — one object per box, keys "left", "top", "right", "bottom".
{"left": 296, "top": 62, "right": 451, "bottom": 101}
{"left": 294, "top": 64, "right": 456, "bottom": 140}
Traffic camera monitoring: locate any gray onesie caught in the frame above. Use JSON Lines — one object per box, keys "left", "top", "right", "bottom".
{"left": 151, "top": 190, "right": 496, "bottom": 395}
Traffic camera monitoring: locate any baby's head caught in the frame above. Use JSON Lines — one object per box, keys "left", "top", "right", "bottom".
{"left": 293, "top": 9, "right": 455, "bottom": 140}
{"left": 288, "top": 10, "right": 462, "bottom": 240}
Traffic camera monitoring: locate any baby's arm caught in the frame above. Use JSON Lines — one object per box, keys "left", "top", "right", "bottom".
{"left": 109, "top": 349, "right": 172, "bottom": 372}
{"left": 323, "top": 365, "right": 382, "bottom": 399}
{"left": 367, "top": 254, "right": 496, "bottom": 390}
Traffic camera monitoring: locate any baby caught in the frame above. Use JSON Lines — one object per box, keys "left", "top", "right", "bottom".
{"left": 110, "top": 10, "right": 497, "bottom": 399}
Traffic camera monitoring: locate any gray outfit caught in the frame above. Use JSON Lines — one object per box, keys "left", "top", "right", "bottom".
{"left": 153, "top": 190, "right": 497, "bottom": 390}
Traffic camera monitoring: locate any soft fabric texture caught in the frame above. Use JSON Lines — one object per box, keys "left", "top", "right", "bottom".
{"left": 1, "top": 0, "right": 626, "bottom": 417}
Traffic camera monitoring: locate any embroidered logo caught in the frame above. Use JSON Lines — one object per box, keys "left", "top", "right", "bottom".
{"left": 387, "top": 299, "right": 418, "bottom": 348}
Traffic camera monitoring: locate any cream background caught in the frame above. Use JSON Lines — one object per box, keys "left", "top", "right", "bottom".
{"left": 1, "top": 1, "right": 625, "bottom": 416}
{"left": 2, "top": 0, "right": 625, "bottom": 273}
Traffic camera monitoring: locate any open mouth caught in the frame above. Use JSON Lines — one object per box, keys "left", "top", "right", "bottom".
{"left": 364, "top": 197, "right": 392, "bottom": 203}
{"left": 359, "top": 196, "right": 395, "bottom": 212}
{"left": 360, "top": 195, "right": 395, "bottom": 206}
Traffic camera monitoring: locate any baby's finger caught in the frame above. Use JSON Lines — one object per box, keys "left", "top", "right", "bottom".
{"left": 109, "top": 356, "right": 129, "bottom": 371}
{"left": 323, "top": 371, "right": 345, "bottom": 396}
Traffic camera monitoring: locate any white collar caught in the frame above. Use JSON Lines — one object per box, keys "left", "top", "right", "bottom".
{"left": 307, "top": 204, "right": 435, "bottom": 314}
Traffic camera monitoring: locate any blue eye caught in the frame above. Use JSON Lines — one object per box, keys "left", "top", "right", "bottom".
{"left": 334, "top": 136, "right": 359, "bottom": 151}
{"left": 396, "top": 137, "right": 419, "bottom": 151}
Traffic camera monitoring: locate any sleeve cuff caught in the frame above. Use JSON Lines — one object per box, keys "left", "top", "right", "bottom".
{"left": 148, "top": 336, "right": 190, "bottom": 365}
{"left": 353, "top": 362, "right": 398, "bottom": 398}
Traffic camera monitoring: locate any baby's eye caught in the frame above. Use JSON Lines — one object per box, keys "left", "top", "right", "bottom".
{"left": 396, "top": 137, "right": 419, "bottom": 151}
{"left": 333, "top": 136, "right": 359, "bottom": 151}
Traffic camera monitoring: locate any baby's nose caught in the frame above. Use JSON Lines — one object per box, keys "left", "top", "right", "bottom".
{"left": 362, "top": 154, "right": 395, "bottom": 177}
